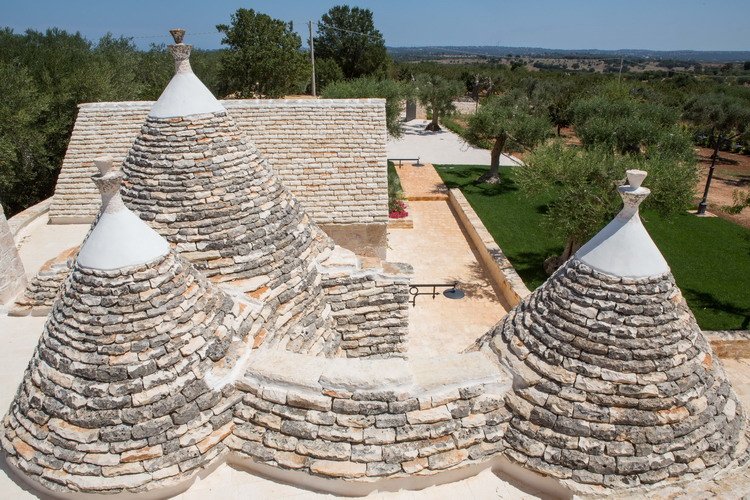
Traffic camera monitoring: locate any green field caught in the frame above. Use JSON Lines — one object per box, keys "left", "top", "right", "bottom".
{"left": 436, "top": 164, "right": 750, "bottom": 331}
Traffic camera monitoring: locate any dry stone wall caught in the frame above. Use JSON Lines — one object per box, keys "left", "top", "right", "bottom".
{"left": 49, "top": 99, "right": 387, "bottom": 227}
{"left": 0, "top": 204, "right": 26, "bottom": 304}
{"left": 228, "top": 350, "right": 511, "bottom": 480}
{"left": 224, "top": 99, "right": 387, "bottom": 226}
{"left": 321, "top": 263, "right": 411, "bottom": 359}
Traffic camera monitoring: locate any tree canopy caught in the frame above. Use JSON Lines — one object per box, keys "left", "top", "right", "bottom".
{"left": 466, "top": 91, "right": 551, "bottom": 183}
{"left": 683, "top": 92, "right": 750, "bottom": 144}
{"left": 315, "top": 5, "right": 389, "bottom": 78}
{"left": 415, "top": 74, "right": 463, "bottom": 131}
{"left": 217, "top": 8, "right": 310, "bottom": 98}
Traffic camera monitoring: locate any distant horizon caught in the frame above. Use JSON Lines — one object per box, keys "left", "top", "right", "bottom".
{"left": 3, "top": 0, "right": 748, "bottom": 53}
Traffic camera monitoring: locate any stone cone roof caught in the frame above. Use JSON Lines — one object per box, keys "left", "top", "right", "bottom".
{"left": 120, "top": 31, "right": 335, "bottom": 354}
{"left": 2, "top": 166, "right": 250, "bottom": 493}
{"left": 479, "top": 171, "right": 747, "bottom": 490}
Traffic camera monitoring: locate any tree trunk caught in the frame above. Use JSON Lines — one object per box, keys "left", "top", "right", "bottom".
{"left": 556, "top": 124, "right": 562, "bottom": 136}
{"left": 543, "top": 237, "right": 580, "bottom": 275}
{"left": 476, "top": 134, "right": 506, "bottom": 184}
{"left": 425, "top": 109, "right": 441, "bottom": 131}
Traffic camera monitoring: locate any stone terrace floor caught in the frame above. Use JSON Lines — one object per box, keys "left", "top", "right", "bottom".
{"left": 387, "top": 163, "right": 508, "bottom": 358}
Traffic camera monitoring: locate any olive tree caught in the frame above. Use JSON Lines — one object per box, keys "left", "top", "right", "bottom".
{"left": 683, "top": 92, "right": 750, "bottom": 213}
{"left": 517, "top": 140, "right": 697, "bottom": 273}
{"left": 217, "top": 9, "right": 310, "bottom": 98}
{"left": 517, "top": 86, "right": 698, "bottom": 273}
{"left": 466, "top": 91, "right": 552, "bottom": 184}
{"left": 415, "top": 74, "right": 463, "bottom": 132}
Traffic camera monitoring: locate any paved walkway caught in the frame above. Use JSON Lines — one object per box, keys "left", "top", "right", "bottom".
{"left": 388, "top": 199, "right": 506, "bottom": 358}
{"left": 387, "top": 120, "right": 522, "bottom": 166}
{"left": 387, "top": 158, "right": 508, "bottom": 357}
{"left": 394, "top": 162, "right": 447, "bottom": 200}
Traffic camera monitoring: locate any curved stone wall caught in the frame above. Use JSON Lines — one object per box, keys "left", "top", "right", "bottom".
{"left": 228, "top": 350, "right": 511, "bottom": 480}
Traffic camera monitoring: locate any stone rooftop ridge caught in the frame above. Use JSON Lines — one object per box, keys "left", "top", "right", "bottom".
{"left": 576, "top": 169, "right": 670, "bottom": 278}
{"left": 148, "top": 30, "right": 225, "bottom": 119}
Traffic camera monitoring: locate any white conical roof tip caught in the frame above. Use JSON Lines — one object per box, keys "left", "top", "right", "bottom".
{"left": 78, "top": 158, "right": 170, "bottom": 271}
{"left": 575, "top": 169, "right": 670, "bottom": 278}
{"left": 148, "top": 29, "right": 225, "bottom": 119}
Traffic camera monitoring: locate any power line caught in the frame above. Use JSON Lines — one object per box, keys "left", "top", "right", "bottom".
{"left": 112, "top": 30, "right": 219, "bottom": 40}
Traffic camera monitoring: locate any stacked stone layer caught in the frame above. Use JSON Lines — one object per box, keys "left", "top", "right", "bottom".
{"left": 13, "top": 248, "right": 75, "bottom": 314}
{"left": 49, "top": 100, "right": 387, "bottom": 227}
{"left": 322, "top": 267, "right": 410, "bottom": 358}
{"left": 229, "top": 352, "right": 510, "bottom": 479}
{"left": 121, "top": 111, "right": 336, "bottom": 356}
{"left": 2, "top": 251, "right": 250, "bottom": 493}
{"left": 480, "top": 258, "right": 746, "bottom": 489}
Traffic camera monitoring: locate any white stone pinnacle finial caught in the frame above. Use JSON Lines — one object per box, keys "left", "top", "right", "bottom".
{"left": 626, "top": 169, "right": 647, "bottom": 189}
{"left": 618, "top": 169, "right": 650, "bottom": 218}
{"left": 168, "top": 29, "right": 192, "bottom": 74}
{"left": 169, "top": 28, "right": 185, "bottom": 44}
{"left": 91, "top": 157, "right": 122, "bottom": 209}
{"left": 94, "top": 156, "right": 114, "bottom": 176}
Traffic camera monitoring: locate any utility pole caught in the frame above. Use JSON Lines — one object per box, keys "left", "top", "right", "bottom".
{"left": 308, "top": 21, "right": 316, "bottom": 97}
{"left": 618, "top": 57, "right": 624, "bottom": 83}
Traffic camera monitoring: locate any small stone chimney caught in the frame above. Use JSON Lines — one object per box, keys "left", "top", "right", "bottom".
{"left": 0, "top": 203, "right": 27, "bottom": 304}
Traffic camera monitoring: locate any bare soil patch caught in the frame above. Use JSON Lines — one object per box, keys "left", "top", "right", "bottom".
{"left": 695, "top": 147, "right": 750, "bottom": 229}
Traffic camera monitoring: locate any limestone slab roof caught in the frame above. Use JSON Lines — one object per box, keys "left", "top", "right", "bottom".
{"left": 49, "top": 98, "right": 387, "bottom": 226}
{"left": 477, "top": 171, "right": 748, "bottom": 491}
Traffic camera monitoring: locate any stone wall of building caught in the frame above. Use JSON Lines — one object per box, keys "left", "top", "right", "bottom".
{"left": 228, "top": 350, "right": 511, "bottom": 480}
{"left": 0, "top": 204, "right": 26, "bottom": 304}
{"left": 320, "top": 260, "right": 412, "bottom": 359}
{"left": 49, "top": 99, "right": 387, "bottom": 229}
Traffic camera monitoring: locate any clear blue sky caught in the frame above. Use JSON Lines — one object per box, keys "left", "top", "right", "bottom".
{"left": 3, "top": 0, "right": 748, "bottom": 51}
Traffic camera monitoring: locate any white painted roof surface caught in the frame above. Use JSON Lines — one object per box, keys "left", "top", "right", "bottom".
{"left": 575, "top": 170, "right": 670, "bottom": 278}
{"left": 76, "top": 199, "right": 169, "bottom": 270}
{"left": 149, "top": 71, "right": 225, "bottom": 119}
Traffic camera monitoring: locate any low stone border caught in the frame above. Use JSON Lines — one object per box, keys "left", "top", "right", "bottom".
{"left": 447, "top": 188, "right": 530, "bottom": 308}
{"left": 7, "top": 198, "right": 52, "bottom": 236}
{"left": 705, "top": 330, "right": 750, "bottom": 358}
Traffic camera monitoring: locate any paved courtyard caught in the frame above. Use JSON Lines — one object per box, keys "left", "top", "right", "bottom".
{"left": 387, "top": 120, "right": 521, "bottom": 166}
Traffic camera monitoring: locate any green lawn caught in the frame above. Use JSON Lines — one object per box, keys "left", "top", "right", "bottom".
{"left": 436, "top": 164, "right": 750, "bottom": 331}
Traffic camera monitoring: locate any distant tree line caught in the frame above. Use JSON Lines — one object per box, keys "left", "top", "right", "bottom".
{"left": 2, "top": 3, "right": 750, "bottom": 229}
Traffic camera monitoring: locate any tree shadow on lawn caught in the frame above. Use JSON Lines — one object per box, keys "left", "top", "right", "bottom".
{"left": 684, "top": 288, "right": 750, "bottom": 330}
{"left": 508, "top": 250, "right": 560, "bottom": 291}
{"left": 440, "top": 169, "right": 520, "bottom": 197}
